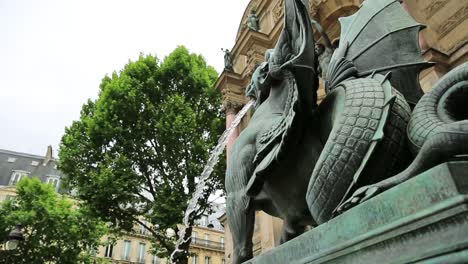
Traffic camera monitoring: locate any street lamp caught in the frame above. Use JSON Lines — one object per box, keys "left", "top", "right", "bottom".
{"left": 5, "top": 225, "right": 24, "bottom": 250}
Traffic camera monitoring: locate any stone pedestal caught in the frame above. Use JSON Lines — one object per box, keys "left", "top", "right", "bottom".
{"left": 245, "top": 162, "right": 468, "bottom": 263}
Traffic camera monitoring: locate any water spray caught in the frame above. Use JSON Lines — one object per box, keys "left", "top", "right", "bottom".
{"left": 170, "top": 100, "right": 255, "bottom": 263}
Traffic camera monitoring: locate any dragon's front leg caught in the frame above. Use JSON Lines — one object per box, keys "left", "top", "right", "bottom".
{"left": 226, "top": 133, "right": 258, "bottom": 264}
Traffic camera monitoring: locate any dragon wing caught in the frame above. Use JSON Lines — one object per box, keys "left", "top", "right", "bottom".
{"left": 326, "top": 0, "right": 433, "bottom": 105}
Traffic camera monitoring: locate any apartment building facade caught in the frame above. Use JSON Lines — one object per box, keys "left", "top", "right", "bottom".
{"left": 188, "top": 214, "right": 226, "bottom": 264}
{"left": 0, "top": 146, "right": 225, "bottom": 264}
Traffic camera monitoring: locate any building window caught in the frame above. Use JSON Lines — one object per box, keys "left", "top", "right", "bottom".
{"left": 220, "top": 237, "right": 224, "bottom": 249}
{"left": 222, "top": 258, "right": 226, "bottom": 264}
{"left": 123, "top": 240, "right": 131, "bottom": 261}
{"left": 104, "top": 244, "right": 114, "bottom": 258}
{"left": 138, "top": 242, "right": 146, "bottom": 263}
{"left": 196, "top": 215, "right": 209, "bottom": 227}
{"left": 9, "top": 171, "right": 28, "bottom": 185}
{"left": 7, "top": 157, "right": 16, "bottom": 163}
{"left": 192, "top": 231, "right": 198, "bottom": 243}
{"left": 204, "top": 256, "right": 211, "bottom": 264}
{"left": 46, "top": 175, "right": 60, "bottom": 191}
{"left": 201, "top": 215, "right": 208, "bottom": 226}
{"left": 5, "top": 195, "right": 16, "bottom": 201}
{"left": 204, "top": 234, "right": 209, "bottom": 246}
{"left": 192, "top": 255, "right": 198, "bottom": 264}
{"left": 139, "top": 221, "right": 147, "bottom": 235}
{"left": 152, "top": 255, "right": 160, "bottom": 264}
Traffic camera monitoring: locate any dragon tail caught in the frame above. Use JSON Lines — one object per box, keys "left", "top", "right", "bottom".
{"left": 408, "top": 62, "right": 468, "bottom": 154}
{"left": 382, "top": 63, "right": 468, "bottom": 184}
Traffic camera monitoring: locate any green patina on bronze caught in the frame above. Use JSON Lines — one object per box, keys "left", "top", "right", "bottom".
{"left": 225, "top": 0, "right": 468, "bottom": 263}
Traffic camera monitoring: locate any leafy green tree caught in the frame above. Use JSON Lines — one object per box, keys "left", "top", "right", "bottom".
{"left": 0, "top": 178, "right": 107, "bottom": 264}
{"left": 59, "top": 46, "right": 225, "bottom": 262}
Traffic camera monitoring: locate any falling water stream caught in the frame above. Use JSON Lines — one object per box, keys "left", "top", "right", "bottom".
{"left": 170, "top": 99, "right": 255, "bottom": 263}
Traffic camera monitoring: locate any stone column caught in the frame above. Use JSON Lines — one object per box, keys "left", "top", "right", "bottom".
{"left": 224, "top": 101, "right": 244, "bottom": 164}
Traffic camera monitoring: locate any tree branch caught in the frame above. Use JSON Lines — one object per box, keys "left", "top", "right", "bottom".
{"left": 134, "top": 218, "right": 173, "bottom": 251}
{"left": 193, "top": 208, "right": 207, "bottom": 220}
{"left": 141, "top": 165, "right": 157, "bottom": 200}
{"left": 149, "top": 139, "right": 169, "bottom": 179}
{"left": 136, "top": 192, "right": 153, "bottom": 204}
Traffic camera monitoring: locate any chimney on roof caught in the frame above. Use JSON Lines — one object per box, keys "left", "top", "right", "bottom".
{"left": 43, "top": 145, "right": 53, "bottom": 166}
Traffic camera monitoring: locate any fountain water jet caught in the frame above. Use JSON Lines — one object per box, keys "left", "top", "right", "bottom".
{"left": 170, "top": 99, "right": 255, "bottom": 263}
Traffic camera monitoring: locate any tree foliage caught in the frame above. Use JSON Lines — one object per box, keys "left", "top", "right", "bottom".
{"left": 59, "top": 46, "right": 225, "bottom": 261}
{"left": 0, "top": 178, "right": 107, "bottom": 264}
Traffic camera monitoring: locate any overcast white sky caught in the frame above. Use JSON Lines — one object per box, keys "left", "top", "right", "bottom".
{"left": 0, "top": 0, "right": 250, "bottom": 157}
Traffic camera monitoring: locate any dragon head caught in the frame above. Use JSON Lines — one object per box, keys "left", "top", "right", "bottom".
{"left": 245, "top": 50, "right": 274, "bottom": 106}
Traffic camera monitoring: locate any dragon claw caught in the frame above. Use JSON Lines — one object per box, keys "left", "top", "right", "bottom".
{"left": 335, "top": 185, "right": 382, "bottom": 215}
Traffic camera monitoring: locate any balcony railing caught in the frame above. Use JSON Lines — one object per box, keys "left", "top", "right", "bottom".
{"left": 191, "top": 238, "right": 225, "bottom": 251}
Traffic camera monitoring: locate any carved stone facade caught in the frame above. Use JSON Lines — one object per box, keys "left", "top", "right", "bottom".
{"left": 402, "top": 0, "right": 468, "bottom": 91}
{"left": 215, "top": 0, "right": 468, "bottom": 263}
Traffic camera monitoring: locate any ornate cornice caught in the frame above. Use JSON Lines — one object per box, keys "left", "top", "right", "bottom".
{"left": 215, "top": 70, "right": 244, "bottom": 93}
{"left": 422, "top": 42, "right": 468, "bottom": 68}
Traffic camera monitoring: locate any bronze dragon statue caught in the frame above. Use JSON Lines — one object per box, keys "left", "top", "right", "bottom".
{"left": 225, "top": 0, "right": 468, "bottom": 263}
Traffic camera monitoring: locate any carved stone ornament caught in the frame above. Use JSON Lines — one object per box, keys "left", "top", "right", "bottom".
{"left": 424, "top": 0, "right": 448, "bottom": 20}
{"left": 223, "top": 100, "right": 245, "bottom": 115}
{"left": 309, "top": 0, "right": 320, "bottom": 17}
{"left": 273, "top": 0, "right": 284, "bottom": 23}
{"left": 435, "top": 3, "right": 468, "bottom": 39}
